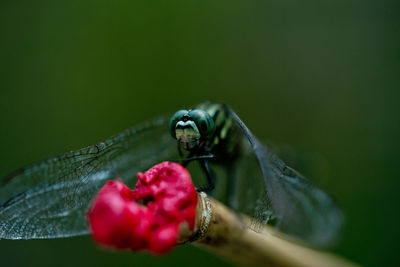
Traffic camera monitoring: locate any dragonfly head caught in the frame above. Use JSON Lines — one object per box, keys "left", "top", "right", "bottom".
{"left": 169, "top": 109, "right": 215, "bottom": 151}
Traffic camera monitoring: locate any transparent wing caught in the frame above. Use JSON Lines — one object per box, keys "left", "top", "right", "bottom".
{"left": 0, "top": 116, "right": 177, "bottom": 239}
{"left": 228, "top": 107, "right": 344, "bottom": 248}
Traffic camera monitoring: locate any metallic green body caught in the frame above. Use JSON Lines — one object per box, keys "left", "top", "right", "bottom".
{"left": 196, "top": 102, "right": 241, "bottom": 163}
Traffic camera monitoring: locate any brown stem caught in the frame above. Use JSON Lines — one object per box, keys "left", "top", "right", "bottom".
{"left": 180, "top": 192, "right": 358, "bottom": 267}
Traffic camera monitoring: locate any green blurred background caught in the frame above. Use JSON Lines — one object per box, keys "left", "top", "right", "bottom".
{"left": 0, "top": 0, "right": 399, "bottom": 266}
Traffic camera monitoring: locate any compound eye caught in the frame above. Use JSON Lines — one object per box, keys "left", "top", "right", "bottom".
{"left": 188, "top": 109, "right": 215, "bottom": 139}
{"left": 169, "top": 110, "right": 188, "bottom": 138}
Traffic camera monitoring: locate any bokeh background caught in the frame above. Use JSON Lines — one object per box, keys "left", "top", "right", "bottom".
{"left": 0, "top": 0, "right": 399, "bottom": 266}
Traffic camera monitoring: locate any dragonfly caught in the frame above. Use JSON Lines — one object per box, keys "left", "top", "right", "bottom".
{"left": 0, "top": 102, "right": 343, "bottom": 248}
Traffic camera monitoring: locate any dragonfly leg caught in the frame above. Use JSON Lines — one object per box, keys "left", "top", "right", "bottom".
{"left": 172, "top": 146, "right": 194, "bottom": 167}
{"left": 171, "top": 152, "right": 213, "bottom": 167}
{"left": 180, "top": 151, "right": 195, "bottom": 167}
{"left": 177, "top": 144, "right": 215, "bottom": 166}
{"left": 181, "top": 154, "right": 215, "bottom": 165}
{"left": 196, "top": 160, "right": 215, "bottom": 192}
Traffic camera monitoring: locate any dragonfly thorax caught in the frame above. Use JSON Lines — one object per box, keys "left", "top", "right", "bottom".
{"left": 169, "top": 109, "right": 215, "bottom": 151}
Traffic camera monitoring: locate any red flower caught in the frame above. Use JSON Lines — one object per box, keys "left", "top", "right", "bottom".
{"left": 87, "top": 162, "right": 197, "bottom": 254}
